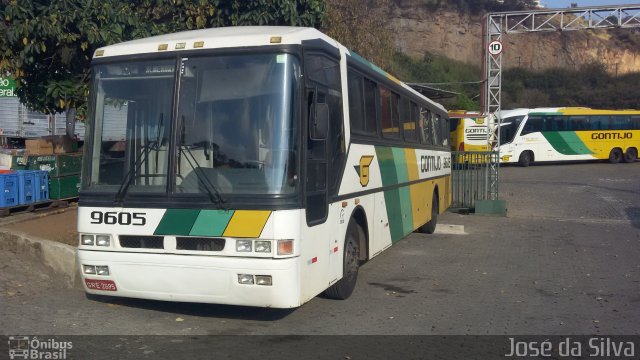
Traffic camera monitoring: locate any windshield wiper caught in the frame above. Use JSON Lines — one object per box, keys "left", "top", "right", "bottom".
{"left": 114, "top": 114, "right": 165, "bottom": 204}
{"left": 114, "top": 141, "right": 158, "bottom": 204}
{"left": 179, "top": 144, "right": 227, "bottom": 208}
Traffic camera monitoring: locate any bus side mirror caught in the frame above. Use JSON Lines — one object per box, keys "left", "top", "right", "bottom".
{"left": 310, "top": 103, "right": 329, "bottom": 140}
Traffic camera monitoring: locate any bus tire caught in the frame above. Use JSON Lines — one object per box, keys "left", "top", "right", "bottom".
{"left": 324, "top": 218, "right": 362, "bottom": 300}
{"left": 623, "top": 148, "right": 637, "bottom": 163}
{"left": 419, "top": 192, "right": 439, "bottom": 234}
{"left": 518, "top": 151, "right": 533, "bottom": 167}
{"left": 608, "top": 148, "right": 623, "bottom": 164}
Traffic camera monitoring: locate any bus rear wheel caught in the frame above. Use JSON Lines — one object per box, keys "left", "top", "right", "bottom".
{"left": 518, "top": 151, "right": 533, "bottom": 167}
{"left": 324, "top": 218, "right": 362, "bottom": 300}
{"left": 419, "top": 192, "right": 439, "bottom": 234}
{"left": 623, "top": 148, "right": 637, "bottom": 163}
{"left": 608, "top": 148, "right": 623, "bottom": 164}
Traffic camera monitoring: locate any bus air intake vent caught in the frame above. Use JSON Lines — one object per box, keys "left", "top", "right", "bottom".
{"left": 119, "top": 235, "right": 164, "bottom": 249}
{"left": 176, "top": 237, "right": 225, "bottom": 251}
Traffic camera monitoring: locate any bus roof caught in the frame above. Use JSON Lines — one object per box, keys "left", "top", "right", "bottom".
{"left": 498, "top": 107, "right": 640, "bottom": 119}
{"left": 448, "top": 110, "right": 482, "bottom": 118}
{"left": 93, "top": 26, "right": 446, "bottom": 113}
{"left": 93, "top": 26, "right": 339, "bottom": 58}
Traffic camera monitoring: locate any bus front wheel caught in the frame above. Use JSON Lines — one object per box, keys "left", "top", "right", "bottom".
{"left": 324, "top": 218, "right": 362, "bottom": 300}
{"left": 623, "top": 148, "right": 637, "bottom": 163}
{"left": 518, "top": 151, "right": 533, "bottom": 167}
{"left": 419, "top": 192, "right": 439, "bottom": 234}
{"left": 608, "top": 148, "right": 623, "bottom": 164}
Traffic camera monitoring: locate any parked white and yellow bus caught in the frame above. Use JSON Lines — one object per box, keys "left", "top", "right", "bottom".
{"left": 77, "top": 27, "right": 451, "bottom": 308}
{"left": 497, "top": 107, "right": 640, "bottom": 166}
{"left": 448, "top": 110, "right": 489, "bottom": 152}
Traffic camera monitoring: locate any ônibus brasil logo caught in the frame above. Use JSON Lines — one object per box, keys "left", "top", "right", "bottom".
{"left": 8, "top": 336, "right": 72, "bottom": 360}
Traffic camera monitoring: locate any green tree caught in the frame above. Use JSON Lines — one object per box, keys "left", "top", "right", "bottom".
{"left": 450, "top": 93, "right": 477, "bottom": 110}
{"left": 0, "top": 0, "right": 325, "bottom": 116}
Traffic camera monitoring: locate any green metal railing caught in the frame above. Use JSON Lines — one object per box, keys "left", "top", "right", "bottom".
{"left": 450, "top": 151, "right": 499, "bottom": 209}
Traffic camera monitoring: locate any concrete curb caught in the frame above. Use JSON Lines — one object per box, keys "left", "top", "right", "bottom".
{"left": 0, "top": 230, "right": 80, "bottom": 288}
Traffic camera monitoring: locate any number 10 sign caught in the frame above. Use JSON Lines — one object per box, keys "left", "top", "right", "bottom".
{"left": 488, "top": 40, "right": 503, "bottom": 55}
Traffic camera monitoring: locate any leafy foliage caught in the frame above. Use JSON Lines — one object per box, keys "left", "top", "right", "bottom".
{"left": 390, "top": 51, "right": 482, "bottom": 110}
{"left": 0, "top": 0, "right": 325, "bottom": 115}
{"left": 390, "top": 52, "right": 640, "bottom": 111}
{"left": 503, "top": 63, "right": 640, "bottom": 110}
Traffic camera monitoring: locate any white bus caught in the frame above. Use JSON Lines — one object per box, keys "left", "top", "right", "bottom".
{"left": 78, "top": 26, "right": 451, "bottom": 308}
{"left": 497, "top": 107, "right": 640, "bottom": 166}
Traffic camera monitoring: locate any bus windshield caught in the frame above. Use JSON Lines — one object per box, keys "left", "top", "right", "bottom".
{"left": 499, "top": 115, "right": 525, "bottom": 145}
{"left": 83, "top": 53, "right": 300, "bottom": 199}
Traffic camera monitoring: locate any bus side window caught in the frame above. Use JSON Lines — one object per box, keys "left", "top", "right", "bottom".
{"left": 611, "top": 116, "right": 627, "bottom": 130}
{"left": 522, "top": 117, "right": 543, "bottom": 135}
{"left": 363, "top": 78, "right": 378, "bottom": 136}
{"left": 570, "top": 116, "right": 587, "bottom": 131}
{"left": 348, "top": 70, "right": 367, "bottom": 135}
{"left": 631, "top": 116, "right": 640, "bottom": 130}
{"left": 437, "top": 114, "right": 447, "bottom": 146}
{"left": 401, "top": 97, "right": 417, "bottom": 142}
{"left": 379, "top": 86, "right": 400, "bottom": 139}
{"left": 420, "top": 108, "right": 433, "bottom": 145}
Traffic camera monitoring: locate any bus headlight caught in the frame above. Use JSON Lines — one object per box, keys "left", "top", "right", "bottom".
{"left": 96, "top": 266, "right": 110, "bottom": 276}
{"left": 236, "top": 240, "right": 252, "bottom": 252}
{"left": 255, "top": 275, "right": 272, "bottom": 286}
{"left": 96, "top": 235, "right": 111, "bottom": 247}
{"left": 237, "top": 274, "right": 254, "bottom": 284}
{"left": 81, "top": 234, "right": 94, "bottom": 246}
{"left": 83, "top": 265, "right": 96, "bottom": 275}
{"left": 254, "top": 241, "right": 271, "bottom": 253}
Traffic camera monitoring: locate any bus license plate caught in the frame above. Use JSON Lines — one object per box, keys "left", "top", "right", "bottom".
{"left": 85, "top": 279, "right": 117, "bottom": 291}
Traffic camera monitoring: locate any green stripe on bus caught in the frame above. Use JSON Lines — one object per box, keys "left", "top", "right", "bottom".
{"left": 376, "top": 147, "right": 403, "bottom": 241}
{"left": 349, "top": 52, "right": 390, "bottom": 79}
{"left": 376, "top": 146, "right": 414, "bottom": 242}
{"left": 558, "top": 131, "right": 593, "bottom": 154}
{"left": 376, "top": 147, "right": 398, "bottom": 186}
{"left": 542, "top": 131, "right": 592, "bottom": 155}
{"left": 383, "top": 189, "right": 405, "bottom": 242}
{"left": 391, "top": 148, "right": 414, "bottom": 236}
{"left": 154, "top": 209, "right": 200, "bottom": 235}
{"left": 392, "top": 147, "right": 409, "bottom": 183}
{"left": 189, "top": 210, "right": 235, "bottom": 237}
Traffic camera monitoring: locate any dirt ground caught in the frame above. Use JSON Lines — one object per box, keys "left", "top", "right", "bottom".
{"left": 2, "top": 208, "right": 78, "bottom": 246}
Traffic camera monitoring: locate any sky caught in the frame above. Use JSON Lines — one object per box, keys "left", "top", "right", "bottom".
{"left": 541, "top": 0, "right": 637, "bottom": 8}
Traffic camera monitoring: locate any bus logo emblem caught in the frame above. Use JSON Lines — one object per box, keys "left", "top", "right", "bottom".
{"left": 354, "top": 155, "right": 375, "bottom": 187}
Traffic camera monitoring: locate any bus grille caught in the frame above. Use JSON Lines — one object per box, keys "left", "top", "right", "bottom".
{"left": 176, "top": 237, "right": 225, "bottom": 251}
{"left": 119, "top": 235, "right": 164, "bottom": 249}
{"left": 467, "top": 134, "right": 488, "bottom": 141}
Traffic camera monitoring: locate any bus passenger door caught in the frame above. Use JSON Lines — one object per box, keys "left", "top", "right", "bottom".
{"left": 302, "top": 48, "right": 345, "bottom": 297}
{"left": 305, "top": 87, "right": 329, "bottom": 226}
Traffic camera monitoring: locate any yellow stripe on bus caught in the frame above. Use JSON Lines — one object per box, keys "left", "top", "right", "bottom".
{"left": 223, "top": 210, "right": 271, "bottom": 238}
{"left": 404, "top": 149, "right": 431, "bottom": 229}
{"left": 574, "top": 130, "right": 640, "bottom": 159}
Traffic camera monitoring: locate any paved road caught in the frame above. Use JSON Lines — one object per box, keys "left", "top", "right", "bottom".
{"left": 1, "top": 162, "right": 639, "bottom": 338}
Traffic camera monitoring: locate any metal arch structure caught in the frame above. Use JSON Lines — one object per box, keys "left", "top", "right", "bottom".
{"left": 483, "top": 4, "right": 640, "bottom": 201}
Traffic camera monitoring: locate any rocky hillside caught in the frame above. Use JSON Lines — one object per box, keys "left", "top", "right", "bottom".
{"left": 388, "top": 2, "right": 640, "bottom": 75}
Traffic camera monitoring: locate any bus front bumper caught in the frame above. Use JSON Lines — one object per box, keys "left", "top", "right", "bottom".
{"left": 77, "top": 250, "right": 301, "bottom": 308}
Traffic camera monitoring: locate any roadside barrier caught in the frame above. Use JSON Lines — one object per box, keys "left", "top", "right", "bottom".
{"left": 451, "top": 151, "right": 499, "bottom": 210}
